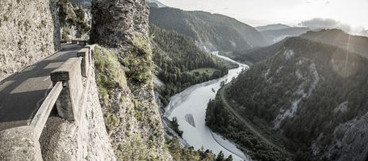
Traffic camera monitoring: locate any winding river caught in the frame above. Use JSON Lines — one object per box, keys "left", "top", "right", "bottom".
{"left": 164, "top": 52, "right": 250, "bottom": 161}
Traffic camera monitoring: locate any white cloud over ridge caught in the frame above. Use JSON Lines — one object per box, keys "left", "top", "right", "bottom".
{"left": 299, "top": 18, "right": 352, "bottom": 32}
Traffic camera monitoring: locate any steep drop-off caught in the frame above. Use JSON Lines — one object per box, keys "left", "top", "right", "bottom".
{"left": 90, "top": 0, "right": 172, "bottom": 160}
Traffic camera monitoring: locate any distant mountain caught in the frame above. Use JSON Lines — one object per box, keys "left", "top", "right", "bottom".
{"left": 300, "top": 29, "right": 368, "bottom": 58}
{"left": 149, "top": 7, "right": 268, "bottom": 52}
{"left": 261, "top": 27, "right": 310, "bottom": 44}
{"left": 256, "top": 24, "right": 291, "bottom": 31}
{"left": 232, "top": 28, "right": 368, "bottom": 65}
{"left": 207, "top": 37, "right": 368, "bottom": 160}
{"left": 146, "top": 0, "right": 167, "bottom": 8}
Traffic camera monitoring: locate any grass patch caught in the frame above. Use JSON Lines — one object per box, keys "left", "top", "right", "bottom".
{"left": 94, "top": 45, "right": 127, "bottom": 106}
{"left": 187, "top": 68, "right": 220, "bottom": 78}
{"left": 121, "top": 35, "right": 153, "bottom": 84}
{"left": 105, "top": 113, "right": 120, "bottom": 133}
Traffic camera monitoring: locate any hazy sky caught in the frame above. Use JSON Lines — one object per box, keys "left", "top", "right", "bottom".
{"left": 158, "top": 0, "right": 368, "bottom": 33}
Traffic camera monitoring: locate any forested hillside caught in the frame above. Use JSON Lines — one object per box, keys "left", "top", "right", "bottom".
{"left": 206, "top": 37, "right": 368, "bottom": 161}
{"left": 151, "top": 25, "right": 237, "bottom": 105}
{"left": 149, "top": 7, "right": 267, "bottom": 52}
{"left": 230, "top": 40, "right": 286, "bottom": 64}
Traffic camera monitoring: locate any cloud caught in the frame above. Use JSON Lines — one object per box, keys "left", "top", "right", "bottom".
{"left": 299, "top": 18, "right": 352, "bottom": 32}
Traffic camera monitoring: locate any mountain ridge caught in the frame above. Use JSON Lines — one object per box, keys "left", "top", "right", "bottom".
{"left": 149, "top": 7, "right": 268, "bottom": 52}
{"left": 256, "top": 24, "right": 291, "bottom": 31}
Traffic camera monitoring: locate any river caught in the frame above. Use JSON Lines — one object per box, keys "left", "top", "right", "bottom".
{"left": 164, "top": 52, "right": 250, "bottom": 161}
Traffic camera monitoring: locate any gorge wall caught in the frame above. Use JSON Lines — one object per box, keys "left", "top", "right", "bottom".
{"left": 91, "top": 0, "right": 172, "bottom": 160}
{"left": 0, "top": 0, "right": 60, "bottom": 81}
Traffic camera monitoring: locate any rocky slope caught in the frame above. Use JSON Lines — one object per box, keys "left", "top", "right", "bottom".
{"left": 149, "top": 7, "right": 267, "bottom": 52}
{"left": 0, "top": 0, "right": 60, "bottom": 81}
{"left": 208, "top": 37, "right": 368, "bottom": 160}
{"left": 91, "top": 0, "right": 172, "bottom": 160}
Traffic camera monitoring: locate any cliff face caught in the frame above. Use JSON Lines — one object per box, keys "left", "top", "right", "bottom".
{"left": 0, "top": 0, "right": 60, "bottom": 81}
{"left": 91, "top": 0, "right": 172, "bottom": 160}
{"left": 90, "top": 0, "right": 149, "bottom": 48}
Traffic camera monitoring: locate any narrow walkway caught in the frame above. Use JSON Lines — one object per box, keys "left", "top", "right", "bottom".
{"left": 0, "top": 44, "right": 83, "bottom": 131}
{"left": 219, "top": 84, "right": 288, "bottom": 153}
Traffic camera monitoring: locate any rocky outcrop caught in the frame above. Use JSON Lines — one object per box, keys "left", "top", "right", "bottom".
{"left": 0, "top": 0, "right": 60, "bottom": 81}
{"left": 90, "top": 0, "right": 149, "bottom": 48}
{"left": 91, "top": 0, "right": 172, "bottom": 160}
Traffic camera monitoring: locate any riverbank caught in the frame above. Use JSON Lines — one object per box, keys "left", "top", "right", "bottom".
{"left": 164, "top": 52, "right": 249, "bottom": 161}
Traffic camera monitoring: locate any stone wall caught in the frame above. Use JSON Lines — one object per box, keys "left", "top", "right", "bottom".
{"left": 40, "top": 54, "right": 116, "bottom": 161}
{"left": 0, "top": 0, "right": 60, "bottom": 81}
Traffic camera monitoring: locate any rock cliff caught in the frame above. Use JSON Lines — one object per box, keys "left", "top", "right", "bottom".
{"left": 91, "top": 0, "right": 149, "bottom": 48}
{"left": 0, "top": 0, "right": 60, "bottom": 81}
{"left": 91, "top": 0, "right": 172, "bottom": 160}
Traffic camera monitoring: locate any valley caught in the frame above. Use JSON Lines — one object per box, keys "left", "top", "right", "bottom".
{"left": 164, "top": 52, "right": 249, "bottom": 161}
{"left": 1, "top": 0, "right": 367, "bottom": 160}
{"left": 148, "top": 1, "right": 368, "bottom": 161}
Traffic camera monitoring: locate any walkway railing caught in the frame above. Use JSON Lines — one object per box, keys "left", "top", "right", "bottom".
{"left": 0, "top": 42, "right": 96, "bottom": 160}
{"left": 31, "top": 43, "right": 94, "bottom": 139}
{"left": 30, "top": 81, "right": 63, "bottom": 139}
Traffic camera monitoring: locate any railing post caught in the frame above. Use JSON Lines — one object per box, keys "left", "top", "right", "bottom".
{"left": 77, "top": 48, "right": 90, "bottom": 77}
{"left": 85, "top": 45, "right": 94, "bottom": 64}
{"left": 50, "top": 57, "right": 83, "bottom": 122}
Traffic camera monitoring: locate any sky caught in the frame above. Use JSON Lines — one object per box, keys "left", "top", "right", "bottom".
{"left": 158, "top": 0, "right": 368, "bottom": 35}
